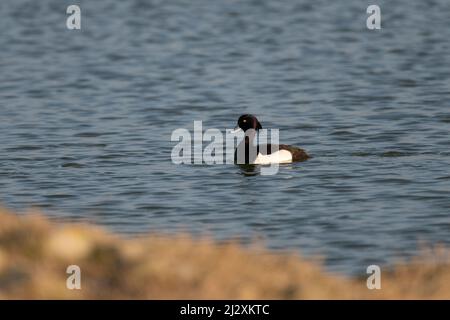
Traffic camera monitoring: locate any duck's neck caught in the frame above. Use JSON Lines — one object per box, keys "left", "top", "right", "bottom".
{"left": 235, "top": 131, "right": 259, "bottom": 164}
{"left": 244, "top": 130, "right": 257, "bottom": 145}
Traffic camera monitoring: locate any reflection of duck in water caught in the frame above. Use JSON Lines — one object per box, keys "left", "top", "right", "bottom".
{"left": 231, "top": 114, "right": 310, "bottom": 164}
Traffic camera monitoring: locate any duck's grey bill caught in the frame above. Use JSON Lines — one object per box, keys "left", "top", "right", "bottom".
{"left": 229, "top": 127, "right": 242, "bottom": 134}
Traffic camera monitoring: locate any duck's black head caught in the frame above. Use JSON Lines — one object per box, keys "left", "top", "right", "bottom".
{"left": 234, "top": 114, "right": 262, "bottom": 132}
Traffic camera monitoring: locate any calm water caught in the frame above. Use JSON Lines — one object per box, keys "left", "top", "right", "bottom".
{"left": 1, "top": 0, "right": 449, "bottom": 275}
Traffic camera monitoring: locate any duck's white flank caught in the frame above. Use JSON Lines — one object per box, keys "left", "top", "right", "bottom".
{"left": 253, "top": 150, "right": 293, "bottom": 164}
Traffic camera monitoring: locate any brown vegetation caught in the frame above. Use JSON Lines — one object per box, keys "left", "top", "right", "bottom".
{"left": 0, "top": 207, "right": 448, "bottom": 299}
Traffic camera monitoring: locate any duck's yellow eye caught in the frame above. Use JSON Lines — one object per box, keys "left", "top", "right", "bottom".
{"left": 243, "top": 119, "right": 247, "bottom": 123}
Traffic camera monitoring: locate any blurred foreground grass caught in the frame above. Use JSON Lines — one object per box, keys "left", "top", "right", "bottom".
{"left": 0, "top": 207, "right": 449, "bottom": 299}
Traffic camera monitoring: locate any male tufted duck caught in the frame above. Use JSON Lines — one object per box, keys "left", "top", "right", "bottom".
{"left": 231, "top": 114, "right": 310, "bottom": 164}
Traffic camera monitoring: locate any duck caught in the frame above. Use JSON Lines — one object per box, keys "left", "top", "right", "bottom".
{"left": 231, "top": 114, "right": 310, "bottom": 164}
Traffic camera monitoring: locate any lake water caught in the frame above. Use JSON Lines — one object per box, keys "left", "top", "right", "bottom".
{"left": 0, "top": 0, "right": 449, "bottom": 275}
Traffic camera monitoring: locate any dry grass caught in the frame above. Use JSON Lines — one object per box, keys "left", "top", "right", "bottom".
{"left": 0, "top": 207, "right": 449, "bottom": 299}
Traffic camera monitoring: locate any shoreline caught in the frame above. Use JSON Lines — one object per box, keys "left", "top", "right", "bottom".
{"left": 0, "top": 207, "right": 448, "bottom": 299}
